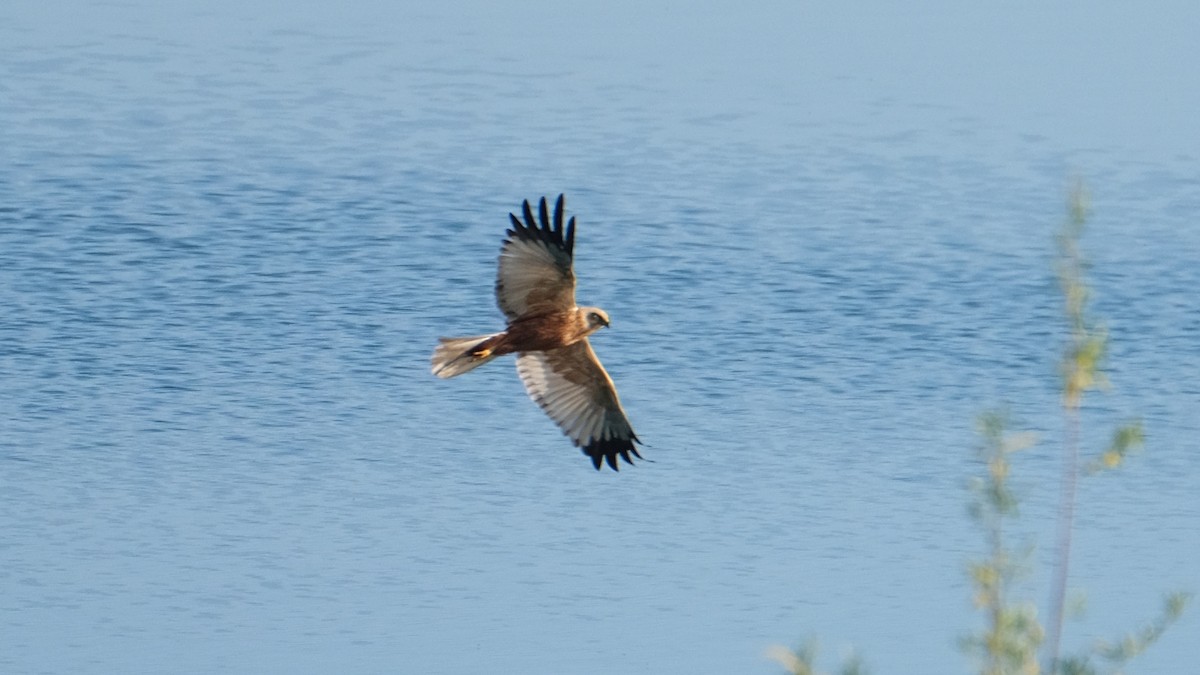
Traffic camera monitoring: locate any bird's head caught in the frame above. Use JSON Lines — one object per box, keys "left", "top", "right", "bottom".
{"left": 580, "top": 306, "right": 611, "bottom": 335}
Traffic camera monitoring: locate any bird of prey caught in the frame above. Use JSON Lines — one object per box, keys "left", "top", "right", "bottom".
{"left": 431, "top": 195, "right": 643, "bottom": 470}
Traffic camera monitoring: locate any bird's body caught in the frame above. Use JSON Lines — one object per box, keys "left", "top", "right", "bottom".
{"left": 492, "top": 307, "right": 600, "bottom": 354}
{"left": 431, "top": 195, "right": 642, "bottom": 470}
{"left": 431, "top": 307, "right": 602, "bottom": 375}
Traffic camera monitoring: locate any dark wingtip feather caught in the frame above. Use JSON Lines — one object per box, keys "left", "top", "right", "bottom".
{"left": 538, "top": 197, "right": 550, "bottom": 233}
{"left": 583, "top": 436, "right": 641, "bottom": 472}
{"left": 504, "top": 195, "right": 574, "bottom": 260}
{"left": 553, "top": 194, "right": 564, "bottom": 237}
{"left": 522, "top": 199, "right": 536, "bottom": 230}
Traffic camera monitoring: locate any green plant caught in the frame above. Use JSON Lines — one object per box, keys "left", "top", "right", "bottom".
{"left": 771, "top": 183, "right": 1189, "bottom": 675}
{"left": 767, "top": 638, "right": 867, "bottom": 675}
{"left": 961, "top": 411, "right": 1041, "bottom": 675}
{"left": 965, "top": 183, "right": 1189, "bottom": 675}
{"left": 1038, "top": 182, "right": 1188, "bottom": 673}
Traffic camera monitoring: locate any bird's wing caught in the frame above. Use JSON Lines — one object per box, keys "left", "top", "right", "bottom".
{"left": 496, "top": 195, "right": 577, "bottom": 321}
{"left": 516, "top": 340, "right": 642, "bottom": 470}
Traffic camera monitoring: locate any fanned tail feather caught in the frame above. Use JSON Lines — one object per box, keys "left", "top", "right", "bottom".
{"left": 431, "top": 333, "right": 503, "bottom": 378}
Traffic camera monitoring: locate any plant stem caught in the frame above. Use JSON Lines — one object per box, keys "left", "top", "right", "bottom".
{"left": 1045, "top": 181, "right": 1090, "bottom": 673}
{"left": 1045, "top": 403, "right": 1079, "bottom": 672}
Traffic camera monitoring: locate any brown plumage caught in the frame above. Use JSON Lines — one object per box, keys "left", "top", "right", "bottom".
{"left": 431, "top": 195, "right": 643, "bottom": 470}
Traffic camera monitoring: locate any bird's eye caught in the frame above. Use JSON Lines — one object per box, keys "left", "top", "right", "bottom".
{"left": 589, "top": 312, "right": 600, "bottom": 323}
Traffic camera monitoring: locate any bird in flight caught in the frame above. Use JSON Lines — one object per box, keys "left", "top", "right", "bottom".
{"left": 431, "top": 195, "right": 643, "bottom": 470}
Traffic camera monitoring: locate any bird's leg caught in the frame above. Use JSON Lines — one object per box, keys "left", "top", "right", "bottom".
{"left": 469, "top": 332, "right": 506, "bottom": 360}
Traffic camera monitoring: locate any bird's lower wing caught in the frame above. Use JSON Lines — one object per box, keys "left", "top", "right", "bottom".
{"left": 515, "top": 340, "right": 641, "bottom": 470}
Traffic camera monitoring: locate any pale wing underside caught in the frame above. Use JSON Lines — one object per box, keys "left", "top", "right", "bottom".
{"left": 496, "top": 195, "right": 576, "bottom": 320}
{"left": 516, "top": 340, "right": 641, "bottom": 470}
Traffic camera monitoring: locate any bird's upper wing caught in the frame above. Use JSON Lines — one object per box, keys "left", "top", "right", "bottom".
{"left": 516, "top": 340, "right": 642, "bottom": 470}
{"left": 496, "top": 195, "right": 576, "bottom": 320}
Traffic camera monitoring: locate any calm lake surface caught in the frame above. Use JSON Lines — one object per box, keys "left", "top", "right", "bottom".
{"left": 3, "top": 2, "right": 1198, "bottom": 673}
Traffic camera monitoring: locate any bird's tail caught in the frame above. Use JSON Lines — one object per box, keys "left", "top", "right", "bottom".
{"left": 431, "top": 333, "right": 504, "bottom": 379}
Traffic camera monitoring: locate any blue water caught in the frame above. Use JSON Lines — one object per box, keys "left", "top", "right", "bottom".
{"left": 3, "top": 2, "right": 1198, "bottom": 673}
